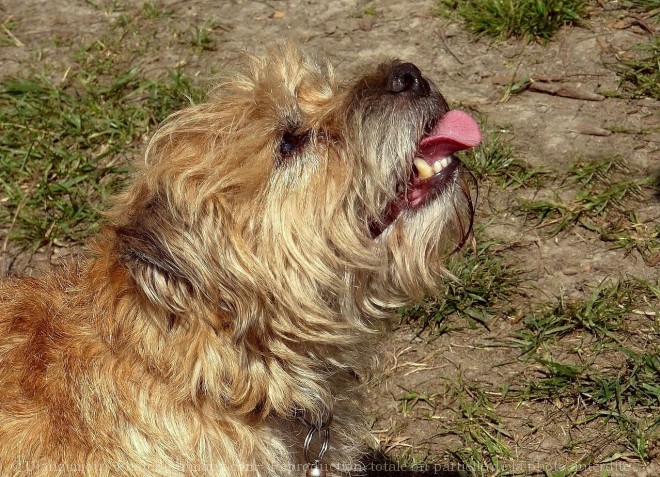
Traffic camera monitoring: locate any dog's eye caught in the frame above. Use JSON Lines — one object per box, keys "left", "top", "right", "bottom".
{"left": 279, "top": 131, "right": 306, "bottom": 158}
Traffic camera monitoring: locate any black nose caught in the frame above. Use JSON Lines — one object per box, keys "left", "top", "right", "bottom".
{"left": 385, "top": 63, "right": 430, "bottom": 96}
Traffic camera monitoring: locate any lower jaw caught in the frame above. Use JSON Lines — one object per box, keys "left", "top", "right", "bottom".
{"left": 369, "top": 159, "right": 461, "bottom": 238}
{"left": 407, "top": 158, "right": 460, "bottom": 208}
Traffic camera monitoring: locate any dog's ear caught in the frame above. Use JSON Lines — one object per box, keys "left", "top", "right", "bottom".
{"left": 114, "top": 193, "right": 205, "bottom": 314}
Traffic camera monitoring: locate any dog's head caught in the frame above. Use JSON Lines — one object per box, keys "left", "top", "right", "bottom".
{"left": 110, "top": 44, "right": 480, "bottom": 336}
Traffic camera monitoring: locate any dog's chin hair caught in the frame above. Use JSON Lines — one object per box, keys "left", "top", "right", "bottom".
{"left": 375, "top": 172, "right": 474, "bottom": 304}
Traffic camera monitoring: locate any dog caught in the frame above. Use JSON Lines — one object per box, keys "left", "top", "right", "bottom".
{"left": 0, "top": 44, "right": 480, "bottom": 476}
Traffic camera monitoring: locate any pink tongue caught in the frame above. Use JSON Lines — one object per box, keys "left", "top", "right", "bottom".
{"left": 419, "top": 110, "right": 481, "bottom": 159}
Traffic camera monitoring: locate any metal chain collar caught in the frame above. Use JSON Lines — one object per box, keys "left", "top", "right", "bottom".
{"left": 294, "top": 407, "right": 333, "bottom": 475}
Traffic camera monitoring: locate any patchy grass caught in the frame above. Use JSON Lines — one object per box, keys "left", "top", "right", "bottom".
{"left": 508, "top": 279, "right": 660, "bottom": 463}
{"left": 461, "top": 124, "right": 550, "bottom": 189}
{"left": 402, "top": 233, "right": 521, "bottom": 333}
{"left": 630, "top": 0, "right": 660, "bottom": 16}
{"left": 616, "top": 36, "right": 660, "bottom": 100}
{"left": 435, "top": 0, "right": 585, "bottom": 41}
{"left": 519, "top": 349, "right": 660, "bottom": 461}
{"left": 394, "top": 379, "right": 513, "bottom": 476}
{"left": 0, "top": 28, "right": 200, "bottom": 250}
{"left": 141, "top": 0, "right": 173, "bottom": 19}
{"left": 353, "top": 2, "right": 377, "bottom": 18}
{"left": 444, "top": 383, "right": 513, "bottom": 476}
{"left": 362, "top": 3, "right": 377, "bottom": 17}
{"left": 395, "top": 278, "right": 659, "bottom": 474}
{"left": 512, "top": 279, "right": 645, "bottom": 354}
{"left": 517, "top": 156, "right": 658, "bottom": 263}
{"left": 1, "top": 20, "right": 20, "bottom": 47}
{"left": 190, "top": 16, "right": 218, "bottom": 51}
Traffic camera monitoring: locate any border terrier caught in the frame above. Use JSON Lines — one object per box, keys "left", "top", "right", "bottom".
{"left": 0, "top": 45, "right": 480, "bottom": 476}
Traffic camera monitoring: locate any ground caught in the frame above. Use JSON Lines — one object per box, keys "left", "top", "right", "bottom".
{"left": 0, "top": 1, "right": 658, "bottom": 476}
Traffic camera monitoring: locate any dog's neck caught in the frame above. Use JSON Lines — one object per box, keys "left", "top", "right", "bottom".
{"left": 81, "top": 239, "right": 351, "bottom": 424}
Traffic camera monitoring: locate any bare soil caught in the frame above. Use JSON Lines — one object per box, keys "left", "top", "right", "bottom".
{"left": 1, "top": 1, "right": 658, "bottom": 476}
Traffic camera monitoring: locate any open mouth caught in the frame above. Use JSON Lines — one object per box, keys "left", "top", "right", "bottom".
{"left": 370, "top": 110, "right": 481, "bottom": 237}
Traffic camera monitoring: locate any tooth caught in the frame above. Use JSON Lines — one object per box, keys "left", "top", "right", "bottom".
{"left": 432, "top": 161, "right": 443, "bottom": 173}
{"left": 440, "top": 157, "right": 450, "bottom": 168}
{"left": 414, "top": 159, "right": 434, "bottom": 179}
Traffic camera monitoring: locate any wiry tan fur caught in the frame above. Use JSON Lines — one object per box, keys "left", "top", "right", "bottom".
{"left": 0, "top": 45, "right": 474, "bottom": 476}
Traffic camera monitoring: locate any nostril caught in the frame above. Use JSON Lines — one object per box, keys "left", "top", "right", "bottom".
{"left": 386, "top": 63, "right": 430, "bottom": 96}
{"left": 395, "top": 72, "right": 416, "bottom": 92}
